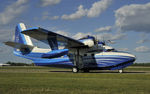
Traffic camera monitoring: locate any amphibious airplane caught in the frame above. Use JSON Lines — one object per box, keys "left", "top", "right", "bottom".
{"left": 5, "top": 23, "right": 136, "bottom": 73}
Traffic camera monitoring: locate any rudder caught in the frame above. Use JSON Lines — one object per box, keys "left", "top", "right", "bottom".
{"left": 15, "top": 23, "right": 33, "bottom": 46}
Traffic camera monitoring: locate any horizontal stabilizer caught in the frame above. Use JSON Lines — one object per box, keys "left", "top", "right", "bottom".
{"left": 4, "top": 41, "right": 34, "bottom": 50}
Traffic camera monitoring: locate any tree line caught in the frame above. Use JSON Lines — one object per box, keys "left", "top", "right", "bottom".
{"left": 6, "top": 61, "right": 35, "bottom": 66}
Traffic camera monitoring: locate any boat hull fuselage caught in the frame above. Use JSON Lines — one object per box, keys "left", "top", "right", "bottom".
{"left": 24, "top": 52, "right": 136, "bottom": 70}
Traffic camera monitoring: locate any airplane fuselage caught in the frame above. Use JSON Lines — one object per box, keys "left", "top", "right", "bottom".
{"left": 14, "top": 49, "right": 135, "bottom": 70}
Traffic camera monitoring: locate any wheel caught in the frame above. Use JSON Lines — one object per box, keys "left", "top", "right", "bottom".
{"left": 118, "top": 69, "right": 123, "bottom": 73}
{"left": 72, "top": 67, "right": 79, "bottom": 73}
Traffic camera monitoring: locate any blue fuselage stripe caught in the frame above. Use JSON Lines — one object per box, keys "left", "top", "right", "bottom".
{"left": 14, "top": 50, "right": 135, "bottom": 70}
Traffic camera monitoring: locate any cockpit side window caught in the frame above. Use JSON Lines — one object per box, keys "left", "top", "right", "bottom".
{"left": 105, "top": 49, "right": 117, "bottom": 52}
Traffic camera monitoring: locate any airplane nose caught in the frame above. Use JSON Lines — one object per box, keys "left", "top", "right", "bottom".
{"left": 132, "top": 56, "right": 136, "bottom": 62}
{"left": 119, "top": 52, "right": 136, "bottom": 63}
{"left": 130, "top": 54, "right": 136, "bottom": 58}
{"left": 127, "top": 53, "right": 136, "bottom": 62}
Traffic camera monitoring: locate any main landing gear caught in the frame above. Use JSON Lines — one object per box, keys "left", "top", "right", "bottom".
{"left": 72, "top": 67, "right": 90, "bottom": 73}
{"left": 118, "top": 69, "right": 123, "bottom": 73}
{"left": 72, "top": 67, "right": 79, "bottom": 73}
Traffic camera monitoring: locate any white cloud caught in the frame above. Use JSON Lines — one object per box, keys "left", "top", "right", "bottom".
{"left": 95, "top": 26, "right": 112, "bottom": 32}
{"left": 61, "top": 0, "right": 112, "bottom": 20}
{"left": 73, "top": 32, "right": 92, "bottom": 39}
{"left": 87, "top": 0, "right": 112, "bottom": 18}
{"left": 61, "top": 5, "right": 87, "bottom": 20}
{"left": 42, "top": 11, "right": 59, "bottom": 20}
{"left": 42, "top": 15, "right": 49, "bottom": 20}
{"left": 71, "top": 32, "right": 125, "bottom": 41}
{"left": 118, "top": 48, "right": 129, "bottom": 51}
{"left": 115, "top": 2, "right": 150, "bottom": 32}
{"left": 0, "top": 0, "right": 28, "bottom": 25}
{"left": 134, "top": 46, "right": 150, "bottom": 52}
{"left": 50, "top": 16, "right": 59, "bottom": 20}
{"left": 56, "top": 30, "right": 70, "bottom": 37}
{"left": 111, "top": 33, "right": 126, "bottom": 40}
{"left": 55, "top": 31, "right": 92, "bottom": 39}
{"left": 136, "top": 39, "right": 150, "bottom": 44}
{"left": 41, "top": 0, "right": 61, "bottom": 7}
{"left": 96, "top": 33, "right": 126, "bottom": 40}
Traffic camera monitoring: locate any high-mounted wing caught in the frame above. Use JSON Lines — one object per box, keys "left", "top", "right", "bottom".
{"left": 22, "top": 27, "right": 86, "bottom": 49}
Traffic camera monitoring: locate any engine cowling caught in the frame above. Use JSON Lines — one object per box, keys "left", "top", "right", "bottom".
{"left": 81, "top": 39, "right": 94, "bottom": 47}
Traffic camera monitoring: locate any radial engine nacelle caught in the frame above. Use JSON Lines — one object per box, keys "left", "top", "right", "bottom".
{"left": 79, "top": 39, "right": 95, "bottom": 47}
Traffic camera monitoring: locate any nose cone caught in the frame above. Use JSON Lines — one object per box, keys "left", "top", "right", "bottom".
{"left": 123, "top": 53, "right": 136, "bottom": 63}
{"left": 114, "top": 52, "right": 136, "bottom": 69}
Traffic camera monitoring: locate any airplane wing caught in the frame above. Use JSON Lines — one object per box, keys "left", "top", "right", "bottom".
{"left": 22, "top": 27, "right": 86, "bottom": 48}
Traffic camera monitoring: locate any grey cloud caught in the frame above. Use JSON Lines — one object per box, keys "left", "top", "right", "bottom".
{"left": 134, "top": 46, "right": 150, "bottom": 53}
{"left": 136, "top": 39, "right": 150, "bottom": 44}
{"left": 50, "top": 16, "right": 59, "bottom": 20}
{"left": 41, "top": 0, "right": 61, "bottom": 7}
{"left": 42, "top": 11, "right": 59, "bottom": 20}
{"left": 95, "top": 26, "right": 112, "bottom": 32}
{"left": 115, "top": 2, "right": 150, "bottom": 32}
{"left": 0, "top": 0, "right": 29, "bottom": 25}
{"left": 96, "top": 33, "right": 126, "bottom": 40}
{"left": 118, "top": 48, "right": 129, "bottom": 51}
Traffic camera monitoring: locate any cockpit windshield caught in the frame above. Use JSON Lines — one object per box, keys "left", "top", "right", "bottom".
{"left": 105, "top": 49, "right": 117, "bottom": 52}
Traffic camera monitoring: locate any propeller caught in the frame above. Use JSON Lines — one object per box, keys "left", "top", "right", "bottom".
{"left": 95, "top": 37, "right": 116, "bottom": 46}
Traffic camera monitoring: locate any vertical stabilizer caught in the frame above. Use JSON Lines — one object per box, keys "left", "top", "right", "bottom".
{"left": 15, "top": 23, "right": 33, "bottom": 46}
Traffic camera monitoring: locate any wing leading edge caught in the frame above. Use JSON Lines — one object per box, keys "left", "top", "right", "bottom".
{"left": 22, "top": 27, "right": 86, "bottom": 48}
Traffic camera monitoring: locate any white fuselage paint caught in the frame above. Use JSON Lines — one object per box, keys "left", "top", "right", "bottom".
{"left": 32, "top": 47, "right": 51, "bottom": 53}
{"left": 95, "top": 52, "right": 135, "bottom": 58}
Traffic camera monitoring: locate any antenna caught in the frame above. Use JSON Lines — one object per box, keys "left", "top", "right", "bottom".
{"left": 102, "top": 34, "right": 106, "bottom": 45}
{"left": 95, "top": 35, "right": 98, "bottom": 48}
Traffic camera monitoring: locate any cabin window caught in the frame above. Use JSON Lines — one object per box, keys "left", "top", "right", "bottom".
{"left": 105, "top": 49, "right": 116, "bottom": 52}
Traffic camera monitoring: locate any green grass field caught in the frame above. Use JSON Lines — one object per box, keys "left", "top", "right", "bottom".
{"left": 0, "top": 66, "right": 150, "bottom": 94}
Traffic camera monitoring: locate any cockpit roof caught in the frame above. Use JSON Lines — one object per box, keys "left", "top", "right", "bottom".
{"left": 79, "top": 35, "right": 95, "bottom": 40}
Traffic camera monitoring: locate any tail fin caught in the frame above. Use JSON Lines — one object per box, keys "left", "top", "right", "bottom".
{"left": 4, "top": 23, "right": 34, "bottom": 55}
{"left": 15, "top": 23, "right": 33, "bottom": 46}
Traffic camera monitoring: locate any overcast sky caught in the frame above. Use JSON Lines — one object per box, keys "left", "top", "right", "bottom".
{"left": 0, "top": 0, "right": 150, "bottom": 63}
